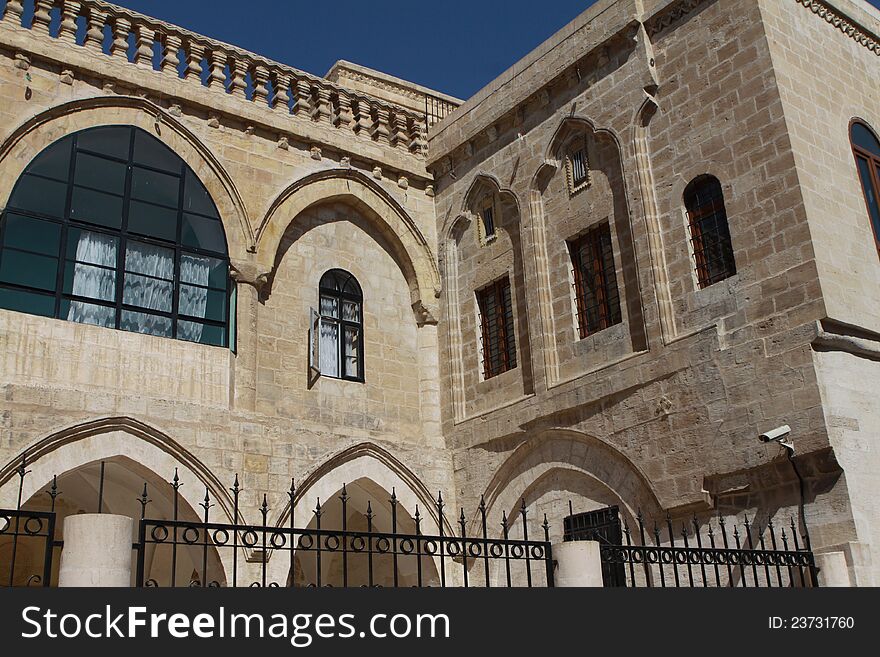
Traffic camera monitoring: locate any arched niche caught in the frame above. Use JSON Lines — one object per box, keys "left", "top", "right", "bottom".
{"left": 530, "top": 117, "right": 647, "bottom": 386}
{"left": 441, "top": 173, "right": 535, "bottom": 422}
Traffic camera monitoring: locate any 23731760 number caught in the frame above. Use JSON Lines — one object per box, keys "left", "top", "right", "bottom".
{"left": 769, "top": 617, "right": 855, "bottom": 629}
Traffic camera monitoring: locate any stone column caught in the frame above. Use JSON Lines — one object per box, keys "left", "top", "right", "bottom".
{"left": 58, "top": 514, "right": 133, "bottom": 587}
{"left": 230, "top": 263, "right": 267, "bottom": 413}
{"left": 553, "top": 541, "right": 603, "bottom": 587}
{"left": 814, "top": 551, "right": 851, "bottom": 587}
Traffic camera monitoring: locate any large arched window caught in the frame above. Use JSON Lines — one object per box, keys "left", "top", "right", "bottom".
{"left": 0, "top": 126, "right": 231, "bottom": 347}
{"left": 684, "top": 175, "right": 736, "bottom": 288}
{"left": 850, "top": 120, "right": 880, "bottom": 257}
{"left": 317, "top": 269, "right": 363, "bottom": 382}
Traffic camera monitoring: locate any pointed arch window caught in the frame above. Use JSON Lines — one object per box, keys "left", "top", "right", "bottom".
{"left": 684, "top": 175, "right": 736, "bottom": 288}
{"left": 0, "top": 125, "right": 232, "bottom": 346}
{"left": 314, "top": 269, "right": 364, "bottom": 382}
{"left": 850, "top": 120, "right": 880, "bottom": 257}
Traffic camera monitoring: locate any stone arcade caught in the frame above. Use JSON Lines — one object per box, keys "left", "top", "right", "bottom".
{"left": 0, "top": 0, "right": 879, "bottom": 587}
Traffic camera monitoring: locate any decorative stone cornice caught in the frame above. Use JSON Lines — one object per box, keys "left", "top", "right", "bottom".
{"left": 794, "top": 0, "right": 880, "bottom": 55}
{"left": 645, "top": 0, "right": 707, "bottom": 38}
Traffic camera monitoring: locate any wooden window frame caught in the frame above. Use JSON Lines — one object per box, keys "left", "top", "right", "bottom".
{"left": 850, "top": 120, "right": 880, "bottom": 259}
{"left": 684, "top": 175, "right": 736, "bottom": 289}
{"left": 476, "top": 276, "right": 517, "bottom": 380}
{"left": 317, "top": 269, "right": 365, "bottom": 383}
{"left": 569, "top": 223, "right": 622, "bottom": 339}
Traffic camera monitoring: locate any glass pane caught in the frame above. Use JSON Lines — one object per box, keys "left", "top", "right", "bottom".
{"left": 0, "top": 287, "right": 55, "bottom": 317}
{"left": 133, "top": 130, "right": 181, "bottom": 173}
{"left": 125, "top": 241, "right": 174, "bottom": 279}
{"left": 852, "top": 123, "right": 880, "bottom": 157}
{"left": 61, "top": 299, "right": 115, "bottom": 328}
{"left": 128, "top": 200, "right": 178, "bottom": 242}
{"left": 3, "top": 214, "right": 61, "bottom": 256}
{"left": 70, "top": 186, "right": 124, "bottom": 228}
{"left": 9, "top": 175, "right": 67, "bottom": 218}
{"left": 181, "top": 253, "right": 226, "bottom": 289}
{"left": 319, "top": 319, "right": 339, "bottom": 378}
{"left": 0, "top": 249, "right": 58, "bottom": 291}
{"left": 342, "top": 300, "right": 359, "bottom": 322}
{"left": 181, "top": 213, "right": 226, "bottom": 253}
{"left": 131, "top": 166, "right": 181, "bottom": 208}
{"left": 320, "top": 271, "right": 342, "bottom": 291}
{"left": 63, "top": 261, "right": 116, "bottom": 302}
{"left": 66, "top": 228, "right": 118, "bottom": 265}
{"left": 178, "top": 319, "right": 225, "bottom": 346}
{"left": 26, "top": 138, "right": 72, "bottom": 181}
{"left": 857, "top": 157, "right": 880, "bottom": 238}
{"left": 74, "top": 152, "right": 127, "bottom": 194}
{"left": 179, "top": 285, "right": 226, "bottom": 322}
{"left": 76, "top": 126, "right": 131, "bottom": 160}
{"left": 343, "top": 326, "right": 360, "bottom": 378}
{"left": 183, "top": 169, "right": 219, "bottom": 218}
{"left": 120, "top": 309, "right": 172, "bottom": 337}
{"left": 320, "top": 295, "right": 338, "bottom": 318}
{"left": 123, "top": 273, "right": 173, "bottom": 312}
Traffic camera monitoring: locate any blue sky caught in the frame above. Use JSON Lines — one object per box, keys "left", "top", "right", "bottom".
{"left": 114, "top": 0, "right": 880, "bottom": 101}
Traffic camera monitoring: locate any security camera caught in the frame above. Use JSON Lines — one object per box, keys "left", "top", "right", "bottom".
{"left": 759, "top": 425, "right": 791, "bottom": 443}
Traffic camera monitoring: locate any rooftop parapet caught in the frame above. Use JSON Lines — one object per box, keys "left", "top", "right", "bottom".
{"left": 0, "top": 0, "right": 433, "bottom": 169}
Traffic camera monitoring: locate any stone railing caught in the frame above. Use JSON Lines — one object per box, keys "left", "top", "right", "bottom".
{"left": 0, "top": 0, "right": 428, "bottom": 156}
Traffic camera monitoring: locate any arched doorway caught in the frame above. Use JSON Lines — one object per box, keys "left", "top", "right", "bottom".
{"left": 289, "top": 478, "right": 441, "bottom": 587}
{"left": 0, "top": 456, "right": 226, "bottom": 587}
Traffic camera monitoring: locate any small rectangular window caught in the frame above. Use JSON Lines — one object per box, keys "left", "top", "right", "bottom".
{"left": 570, "top": 224, "right": 622, "bottom": 338}
{"left": 481, "top": 206, "right": 496, "bottom": 239}
{"left": 571, "top": 148, "right": 588, "bottom": 186}
{"left": 477, "top": 277, "right": 517, "bottom": 379}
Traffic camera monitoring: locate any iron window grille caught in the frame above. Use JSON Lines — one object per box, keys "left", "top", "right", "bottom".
{"left": 684, "top": 175, "right": 736, "bottom": 288}
{"left": 570, "top": 223, "right": 622, "bottom": 339}
{"left": 477, "top": 277, "right": 517, "bottom": 379}
{"left": 0, "top": 125, "right": 232, "bottom": 347}
{"left": 313, "top": 269, "right": 364, "bottom": 382}
{"left": 850, "top": 120, "right": 880, "bottom": 258}
{"left": 566, "top": 144, "right": 591, "bottom": 194}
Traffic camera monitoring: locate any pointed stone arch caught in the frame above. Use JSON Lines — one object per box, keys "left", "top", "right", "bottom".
{"left": 0, "top": 95, "right": 252, "bottom": 261}
{"left": 0, "top": 416, "right": 235, "bottom": 523}
{"left": 476, "top": 429, "right": 663, "bottom": 537}
{"left": 273, "top": 441, "right": 453, "bottom": 536}
{"left": 255, "top": 169, "right": 441, "bottom": 320}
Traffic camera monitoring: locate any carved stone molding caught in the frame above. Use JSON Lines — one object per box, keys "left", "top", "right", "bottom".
{"left": 794, "top": 0, "right": 880, "bottom": 55}
{"left": 645, "top": 0, "right": 707, "bottom": 37}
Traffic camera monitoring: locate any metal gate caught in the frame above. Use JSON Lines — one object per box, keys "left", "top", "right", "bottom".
{"left": 1, "top": 508, "right": 58, "bottom": 586}
{"left": 563, "top": 505, "right": 626, "bottom": 587}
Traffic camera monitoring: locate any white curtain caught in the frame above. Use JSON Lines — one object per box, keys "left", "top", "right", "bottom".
{"left": 319, "top": 295, "right": 339, "bottom": 377}
{"left": 121, "top": 241, "right": 174, "bottom": 336}
{"left": 66, "top": 231, "right": 117, "bottom": 326}
{"left": 178, "top": 254, "right": 211, "bottom": 342}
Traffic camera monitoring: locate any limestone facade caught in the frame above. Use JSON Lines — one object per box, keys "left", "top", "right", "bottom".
{"left": 0, "top": 0, "right": 878, "bottom": 586}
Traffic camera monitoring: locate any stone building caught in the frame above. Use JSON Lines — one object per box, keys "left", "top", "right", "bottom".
{"left": 0, "top": 0, "right": 878, "bottom": 587}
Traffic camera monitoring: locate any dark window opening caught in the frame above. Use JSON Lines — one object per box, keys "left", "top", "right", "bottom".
{"left": 850, "top": 121, "right": 880, "bottom": 257}
{"left": 0, "top": 126, "right": 232, "bottom": 347}
{"left": 481, "top": 205, "right": 496, "bottom": 240}
{"left": 477, "top": 277, "right": 516, "bottom": 379}
{"left": 684, "top": 175, "right": 736, "bottom": 288}
{"left": 570, "top": 224, "right": 622, "bottom": 339}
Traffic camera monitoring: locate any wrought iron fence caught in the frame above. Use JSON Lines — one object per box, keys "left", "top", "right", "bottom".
{"left": 0, "top": 455, "right": 62, "bottom": 587}
{"left": 136, "top": 473, "right": 554, "bottom": 588}
{"left": 566, "top": 506, "right": 818, "bottom": 588}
